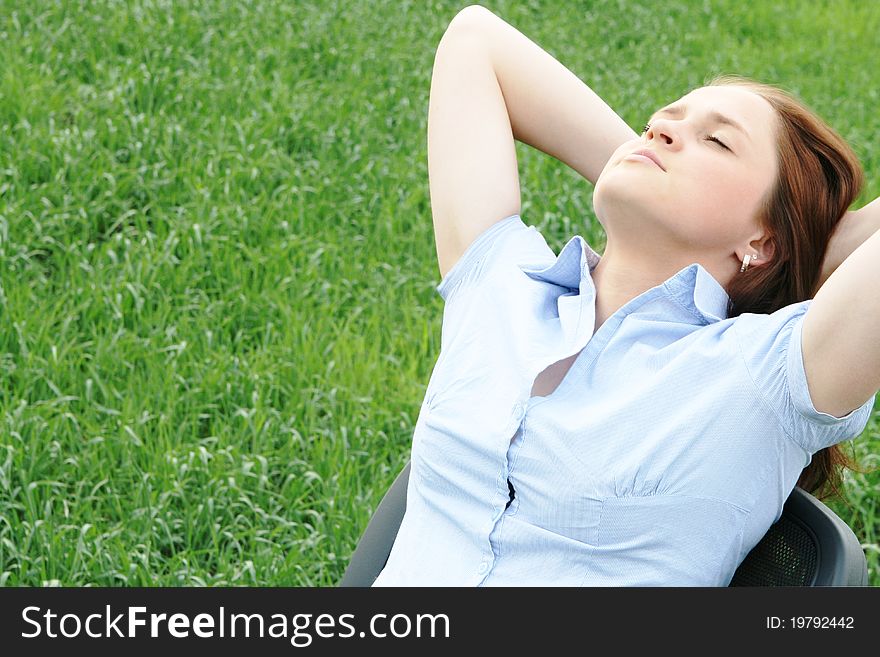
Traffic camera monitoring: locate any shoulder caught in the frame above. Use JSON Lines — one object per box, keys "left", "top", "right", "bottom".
{"left": 732, "top": 301, "right": 875, "bottom": 452}
{"left": 435, "top": 214, "right": 555, "bottom": 301}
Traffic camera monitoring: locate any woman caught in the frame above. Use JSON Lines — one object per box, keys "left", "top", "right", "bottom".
{"left": 372, "top": 6, "right": 880, "bottom": 586}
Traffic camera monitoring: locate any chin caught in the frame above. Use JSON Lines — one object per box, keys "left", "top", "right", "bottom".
{"left": 593, "top": 177, "right": 664, "bottom": 233}
{"left": 593, "top": 172, "right": 635, "bottom": 217}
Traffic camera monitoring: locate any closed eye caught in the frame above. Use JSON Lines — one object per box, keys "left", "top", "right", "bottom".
{"left": 644, "top": 122, "right": 732, "bottom": 152}
{"left": 642, "top": 123, "right": 733, "bottom": 153}
{"left": 707, "top": 135, "right": 730, "bottom": 151}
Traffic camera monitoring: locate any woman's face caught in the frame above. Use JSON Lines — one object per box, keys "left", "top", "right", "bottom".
{"left": 593, "top": 85, "right": 779, "bottom": 258}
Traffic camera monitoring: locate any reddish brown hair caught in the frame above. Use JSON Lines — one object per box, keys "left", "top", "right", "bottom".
{"left": 704, "top": 74, "right": 874, "bottom": 503}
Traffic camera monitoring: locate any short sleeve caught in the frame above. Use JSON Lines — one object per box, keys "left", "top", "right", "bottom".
{"left": 435, "top": 214, "right": 555, "bottom": 304}
{"left": 734, "top": 300, "right": 876, "bottom": 454}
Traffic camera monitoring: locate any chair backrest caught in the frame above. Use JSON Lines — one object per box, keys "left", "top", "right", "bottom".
{"left": 340, "top": 461, "right": 411, "bottom": 588}
{"left": 729, "top": 485, "right": 868, "bottom": 586}
{"left": 340, "top": 459, "right": 868, "bottom": 586}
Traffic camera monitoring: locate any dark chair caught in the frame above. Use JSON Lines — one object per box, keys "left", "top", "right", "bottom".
{"left": 340, "top": 459, "right": 869, "bottom": 586}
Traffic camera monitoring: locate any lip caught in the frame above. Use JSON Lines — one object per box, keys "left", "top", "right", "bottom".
{"left": 624, "top": 149, "right": 666, "bottom": 171}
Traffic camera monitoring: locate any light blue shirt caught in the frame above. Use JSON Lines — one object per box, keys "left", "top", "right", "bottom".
{"left": 371, "top": 214, "right": 876, "bottom": 586}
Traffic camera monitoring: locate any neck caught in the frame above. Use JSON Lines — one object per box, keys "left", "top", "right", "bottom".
{"left": 589, "top": 240, "right": 732, "bottom": 333}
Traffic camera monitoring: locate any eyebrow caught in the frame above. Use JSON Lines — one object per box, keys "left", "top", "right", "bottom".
{"left": 650, "top": 104, "right": 752, "bottom": 142}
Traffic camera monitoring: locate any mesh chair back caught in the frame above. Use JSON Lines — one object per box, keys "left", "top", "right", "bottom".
{"left": 729, "top": 513, "right": 817, "bottom": 585}
{"left": 729, "top": 485, "right": 868, "bottom": 586}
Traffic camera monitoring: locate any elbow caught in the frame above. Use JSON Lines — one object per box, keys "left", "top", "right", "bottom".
{"left": 444, "top": 5, "right": 494, "bottom": 38}
{"left": 436, "top": 7, "right": 498, "bottom": 65}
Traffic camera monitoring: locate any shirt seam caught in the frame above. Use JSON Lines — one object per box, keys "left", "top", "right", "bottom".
{"left": 604, "top": 492, "right": 750, "bottom": 515}
{"left": 578, "top": 500, "right": 608, "bottom": 586}
{"left": 723, "top": 525, "right": 747, "bottom": 586}
{"left": 733, "top": 318, "right": 800, "bottom": 446}
{"left": 787, "top": 316, "right": 875, "bottom": 427}
{"left": 435, "top": 214, "right": 522, "bottom": 302}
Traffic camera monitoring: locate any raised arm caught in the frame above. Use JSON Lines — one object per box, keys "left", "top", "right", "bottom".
{"left": 472, "top": 5, "right": 637, "bottom": 185}
{"left": 800, "top": 196, "right": 880, "bottom": 418}
{"left": 816, "top": 195, "right": 880, "bottom": 294}
{"left": 428, "top": 5, "right": 636, "bottom": 280}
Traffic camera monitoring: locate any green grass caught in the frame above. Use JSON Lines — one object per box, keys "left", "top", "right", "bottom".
{"left": 1, "top": 0, "right": 878, "bottom": 586}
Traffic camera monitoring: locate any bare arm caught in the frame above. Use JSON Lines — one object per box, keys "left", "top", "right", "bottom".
{"left": 465, "top": 5, "right": 637, "bottom": 185}
{"left": 427, "top": 9, "right": 521, "bottom": 280}
{"left": 801, "top": 198, "right": 880, "bottom": 417}
{"left": 815, "top": 195, "right": 880, "bottom": 295}
{"left": 428, "top": 6, "right": 636, "bottom": 280}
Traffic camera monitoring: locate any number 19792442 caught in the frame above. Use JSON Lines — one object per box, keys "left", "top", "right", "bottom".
{"left": 766, "top": 616, "right": 854, "bottom": 629}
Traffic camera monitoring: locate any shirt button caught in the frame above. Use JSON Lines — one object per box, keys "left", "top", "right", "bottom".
{"left": 477, "top": 561, "right": 489, "bottom": 574}
{"left": 513, "top": 403, "right": 524, "bottom": 421}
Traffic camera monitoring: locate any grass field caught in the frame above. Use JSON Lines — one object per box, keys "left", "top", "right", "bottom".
{"left": 1, "top": 0, "right": 879, "bottom": 587}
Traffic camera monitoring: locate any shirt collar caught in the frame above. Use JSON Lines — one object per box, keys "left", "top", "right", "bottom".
{"left": 519, "top": 235, "right": 730, "bottom": 325}
{"left": 668, "top": 262, "right": 731, "bottom": 324}
{"left": 519, "top": 235, "right": 600, "bottom": 290}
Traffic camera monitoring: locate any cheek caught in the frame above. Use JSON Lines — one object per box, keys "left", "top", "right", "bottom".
{"left": 665, "top": 170, "right": 746, "bottom": 240}
{"left": 707, "top": 167, "right": 770, "bottom": 226}
{"left": 683, "top": 160, "right": 758, "bottom": 211}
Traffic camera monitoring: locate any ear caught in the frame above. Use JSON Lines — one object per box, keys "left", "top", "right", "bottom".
{"left": 741, "top": 235, "right": 776, "bottom": 267}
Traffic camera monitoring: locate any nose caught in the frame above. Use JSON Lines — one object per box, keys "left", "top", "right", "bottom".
{"left": 645, "top": 118, "right": 679, "bottom": 148}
